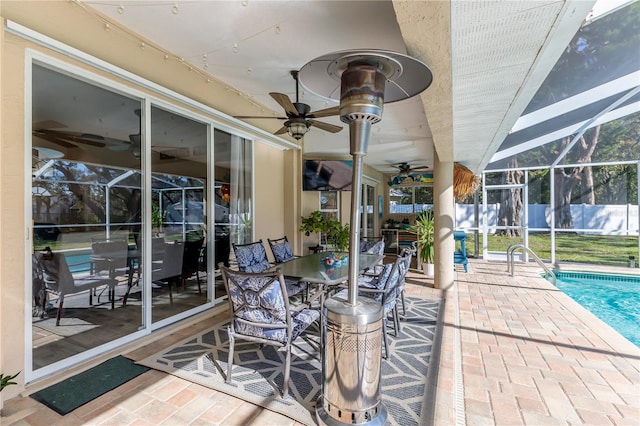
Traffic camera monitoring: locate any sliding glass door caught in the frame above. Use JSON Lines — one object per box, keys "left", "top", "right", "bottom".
{"left": 30, "top": 61, "right": 253, "bottom": 376}
{"left": 31, "top": 63, "right": 144, "bottom": 370}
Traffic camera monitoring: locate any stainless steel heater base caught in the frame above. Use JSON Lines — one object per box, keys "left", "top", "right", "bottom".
{"left": 316, "top": 294, "right": 388, "bottom": 426}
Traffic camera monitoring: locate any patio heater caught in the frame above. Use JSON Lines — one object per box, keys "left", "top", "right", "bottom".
{"left": 299, "top": 50, "right": 432, "bottom": 425}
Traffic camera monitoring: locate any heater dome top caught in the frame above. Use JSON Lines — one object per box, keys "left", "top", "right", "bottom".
{"left": 299, "top": 49, "right": 433, "bottom": 103}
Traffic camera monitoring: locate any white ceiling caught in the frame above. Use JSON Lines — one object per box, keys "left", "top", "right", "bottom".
{"left": 82, "top": 0, "right": 594, "bottom": 175}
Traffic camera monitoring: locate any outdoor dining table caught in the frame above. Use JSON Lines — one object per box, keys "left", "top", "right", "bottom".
{"left": 90, "top": 247, "right": 141, "bottom": 306}
{"left": 269, "top": 251, "right": 383, "bottom": 306}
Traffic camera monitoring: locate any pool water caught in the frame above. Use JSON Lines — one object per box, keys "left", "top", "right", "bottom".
{"left": 553, "top": 271, "right": 640, "bottom": 347}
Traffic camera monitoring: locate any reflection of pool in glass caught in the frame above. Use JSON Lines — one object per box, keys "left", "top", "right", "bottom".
{"left": 552, "top": 271, "right": 640, "bottom": 347}
{"left": 64, "top": 252, "right": 93, "bottom": 274}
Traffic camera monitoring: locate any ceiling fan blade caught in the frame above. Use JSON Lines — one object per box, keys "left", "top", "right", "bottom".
{"left": 34, "top": 129, "right": 107, "bottom": 147}
{"left": 309, "top": 120, "right": 342, "bottom": 133}
{"left": 270, "top": 92, "right": 298, "bottom": 116}
{"left": 309, "top": 106, "right": 340, "bottom": 118}
{"left": 33, "top": 130, "right": 77, "bottom": 149}
{"left": 274, "top": 126, "right": 288, "bottom": 135}
{"left": 33, "top": 120, "right": 67, "bottom": 130}
{"left": 233, "top": 115, "right": 287, "bottom": 120}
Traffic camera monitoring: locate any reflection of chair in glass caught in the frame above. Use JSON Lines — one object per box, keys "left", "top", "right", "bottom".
{"left": 34, "top": 248, "right": 118, "bottom": 326}
{"left": 151, "top": 241, "right": 184, "bottom": 303}
{"left": 267, "top": 236, "right": 297, "bottom": 263}
{"left": 318, "top": 164, "right": 333, "bottom": 183}
{"left": 91, "top": 239, "right": 132, "bottom": 304}
{"left": 233, "top": 240, "right": 307, "bottom": 297}
{"left": 219, "top": 265, "right": 320, "bottom": 397}
{"left": 182, "top": 238, "right": 204, "bottom": 293}
{"left": 91, "top": 239, "right": 130, "bottom": 278}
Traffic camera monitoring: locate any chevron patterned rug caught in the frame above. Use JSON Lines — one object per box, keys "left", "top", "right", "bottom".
{"left": 137, "top": 296, "right": 440, "bottom": 425}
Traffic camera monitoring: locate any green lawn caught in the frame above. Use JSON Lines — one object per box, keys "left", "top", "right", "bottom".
{"left": 464, "top": 233, "right": 638, "bottom": 267}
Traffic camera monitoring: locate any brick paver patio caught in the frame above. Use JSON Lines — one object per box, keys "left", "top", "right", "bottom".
{"left": 2, "top": 260, "right": 639, "bottom": 425}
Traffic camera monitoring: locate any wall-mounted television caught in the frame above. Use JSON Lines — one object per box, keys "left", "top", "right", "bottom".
{"left": 303, "top": 159, "right": 353, "bottom": 191}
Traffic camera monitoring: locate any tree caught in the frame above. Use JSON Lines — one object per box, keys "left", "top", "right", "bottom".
{"left": 497, "top": 158, "right": 523, "bottom": 236}
{"left": 552, "top": 126, "right": 600, "bottom": 228}
{"left": 496, "top": 2, "right": 640, "bottom": 229}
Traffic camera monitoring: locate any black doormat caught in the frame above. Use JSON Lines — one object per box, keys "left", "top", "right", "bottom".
{"left": 31, "top": 355, "right": 150, "bottom": 415}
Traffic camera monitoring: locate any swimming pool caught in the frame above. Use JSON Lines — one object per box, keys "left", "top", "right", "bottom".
{"left": 552, "top": 271, "right": 640, "bottom": 347}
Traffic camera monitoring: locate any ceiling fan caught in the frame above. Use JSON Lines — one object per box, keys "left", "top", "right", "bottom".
{"left": 387, "top": 162, "right": 431, "bottom": 186}
{"left": 32, "top": 120, "right": 132, "bottom": 151}
{"left": 234, "top": 70, "right": 342, "bottom": 140}
{"left": 393, "top": 162, "right": 430, "bottom": 174}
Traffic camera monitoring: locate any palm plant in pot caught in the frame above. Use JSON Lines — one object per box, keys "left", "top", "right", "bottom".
{"left": 409, "top": 209, "right": 435, "bottom": 275}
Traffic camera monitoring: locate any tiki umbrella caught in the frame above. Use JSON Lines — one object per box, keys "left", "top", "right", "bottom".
{"left": 453, "top": 162, "right": 480, "bottom": 201}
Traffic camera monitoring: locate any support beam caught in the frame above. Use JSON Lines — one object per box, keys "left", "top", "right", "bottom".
{"left": 434, "top": 148, "right": 455, "bottom": 291}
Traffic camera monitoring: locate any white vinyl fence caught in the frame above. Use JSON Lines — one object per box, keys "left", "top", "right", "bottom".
{"left": 456, "top": 203, "right": 639, "bottom": 235}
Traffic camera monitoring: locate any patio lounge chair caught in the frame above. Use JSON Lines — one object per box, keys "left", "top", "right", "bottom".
{"left": 219, "top": 265, "right": 320, "bottom": 397}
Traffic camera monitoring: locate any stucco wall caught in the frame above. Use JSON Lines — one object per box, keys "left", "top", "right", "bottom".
{"left": 1, "top": 18, "right": 29, "bottom": 404}
{"left": 0, "top": 2, "right": 292, "bottom": 400}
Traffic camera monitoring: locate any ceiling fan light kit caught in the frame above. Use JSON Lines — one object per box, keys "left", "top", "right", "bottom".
{"left": 285, "top": 119, "right": 310, "bottom": 140}
{"left": 234, "top": 70, "right": 342, "bottom": 140}
{"left": 300, "top": 49, "right": 432, "bottom": 426}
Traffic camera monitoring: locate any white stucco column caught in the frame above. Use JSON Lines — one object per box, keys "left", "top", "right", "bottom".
{"left": 433, "top": 149, "right": 455, "bottom": 291}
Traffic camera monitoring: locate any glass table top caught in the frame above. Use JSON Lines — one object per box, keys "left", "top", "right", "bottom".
{"left": 270, "top": 252, "right": 382, "bottom": 285}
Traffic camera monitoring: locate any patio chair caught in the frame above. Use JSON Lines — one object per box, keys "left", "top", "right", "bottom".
{"left": 396, "top": 244, "right": 416, "bottom": 316}
{"left": 335, "top": 252, "right": 409, "bottom": 359}
{"left": 91, "top": 238, "right": 135, "bottom": 305}
{"left": 219, "top": 265, "right": 320, "bottom": 397}
{"left": 267, "top": 236, "right": 297, "bottom": 263}
{"left": 151, "top": 241, "right": 184, "bottom": 303}
{"left": 359, "top": 238, "right": 385, "bottom": 256}
{"left": 233, "top": 240, "right": 306, "bottom": 297}
{"left": 34, "top": 247, "right": 118, "bottom": 326}
{"left": 181, "top": 238, "right": 204, "bottom": 293}
{"left": 359, "top": 238, "right": 385, "bottom": 279}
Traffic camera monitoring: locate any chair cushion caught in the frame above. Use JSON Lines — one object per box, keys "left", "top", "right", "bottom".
{"left": 284, "top": 278, "right": 307, "bottom": 297}
{"left": 227, "top": 274, "right": 287, "bottom": 324}
{"left": 291, "top": 309, "right": 320, "bottom": 341}
{"left": 235, "top": 243, "right": 270, "bottom": 273}
{"left": 360, "top": 240, "right": 385, "bottom": 255}
{"left": 271, "top": 241, "right": 295, "bottom": 263}
{"left": 234, "top": 322, "right": 288, "bottom": 343}
{"left": 234, "top": 307, "right": 319, "bottom": 343}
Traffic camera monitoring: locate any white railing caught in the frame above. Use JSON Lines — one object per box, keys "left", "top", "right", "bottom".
{"left": 506, "top": 243, "right": 556, "bottom": 285}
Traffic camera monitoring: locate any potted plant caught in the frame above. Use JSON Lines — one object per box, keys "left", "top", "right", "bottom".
{"left": 151, "top": 202, "right": 166, "bottom": 237}
{"left": 384, "top": 218, "right": 400, "bottom": 229}
{"left": 409, "top": 209, "right": 435, "bottom": 275}
{"left": 328, "top": 221, "right": 350, "bottom": 253}
{"left": 1, "top": 371, "right": 19, "bottom": 392}
{"left": 300, "top": 211, "right": 333, "bottom": 249}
